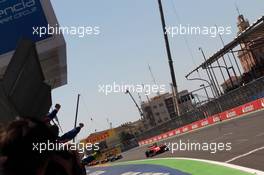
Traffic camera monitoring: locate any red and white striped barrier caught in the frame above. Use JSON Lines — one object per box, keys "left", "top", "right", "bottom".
{"left": 138, "top": 97, "right": 264, "bottom": 146}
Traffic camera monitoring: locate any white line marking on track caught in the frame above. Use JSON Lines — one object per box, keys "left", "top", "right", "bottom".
{"left": 236, "top": 139, "right": 249, "bottom": 143}
{"left": 256, "top": 132, "right": 264, "bottom": 137}
{"left": 209, "top": 132, "right": 233, "bottom": 142}
{"left": 226, "top": 146, "right": 264, "bottom": 163}
{"left": 224, "top": 132, "right": 233, "bottom": 136}
{"left": 209, "top": 136, "right": 224, "bottom": 142}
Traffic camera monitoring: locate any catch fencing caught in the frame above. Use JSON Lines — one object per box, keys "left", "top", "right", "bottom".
{"left": 137, "top": 76, "right": 264, "bottom": 141}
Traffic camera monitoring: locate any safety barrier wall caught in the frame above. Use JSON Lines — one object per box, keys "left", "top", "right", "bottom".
{"left": 138, "top": 97, "right": 264, "bottom": 146}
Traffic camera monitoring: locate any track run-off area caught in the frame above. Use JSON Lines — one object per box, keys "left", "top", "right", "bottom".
{"left": 86, "top": 109, "right": 264, "bottom": 175}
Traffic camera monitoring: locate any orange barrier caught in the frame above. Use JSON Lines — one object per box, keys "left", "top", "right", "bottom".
{"left": 138, "top": 97, "right": 264, "bottom": 146}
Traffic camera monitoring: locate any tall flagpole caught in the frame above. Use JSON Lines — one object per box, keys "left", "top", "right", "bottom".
{"left": 157, "top": 0, "right": 180, "bottom": 116}
{"left": 73, "top": 94, "right": 80, "bottom": 142}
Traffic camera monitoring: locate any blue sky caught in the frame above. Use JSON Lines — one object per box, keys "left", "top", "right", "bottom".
{"left": 50, "top": 0, "right": 264, "bottom": 139}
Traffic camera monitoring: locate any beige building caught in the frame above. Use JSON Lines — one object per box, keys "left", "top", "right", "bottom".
{"left": 116, "top": 119, "right": 145, "bottom": 136}
{"left": 221, "top": 76, "right": 241, "bottom": 92}
{"left": 141, "top": 90, "right": 193, "bottom": 129}
{"left": 237, "top": 14, "right": 264, "bottom": 77}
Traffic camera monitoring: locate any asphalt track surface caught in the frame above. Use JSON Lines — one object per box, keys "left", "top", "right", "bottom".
{"left": 118, "top": 110, "right": 264, "bottom": 171}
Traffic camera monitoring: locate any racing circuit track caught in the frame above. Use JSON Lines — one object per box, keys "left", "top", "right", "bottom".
{"left": 118, "top": 109, "right": 264, "bottom": 171}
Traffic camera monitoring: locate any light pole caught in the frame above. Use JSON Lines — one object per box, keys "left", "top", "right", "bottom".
{"left": 230, "top": 50, "right": 243, "bottom": 77}
{"left": 229, "top": 66, "right": 239, "bottom": 83}
{"left": 199, "top": 47, "right": 220, "bottom": 97}
{"left": 217, "top": 29, "right": 241, "bottom": 80}
{"left": 209, "top": 65, "right": 235, "bottom": 88}
{"left": 185, "top": 75, "right": 215, "bottom": 99}
{"left": 200, "top": 84, "right": 210, "bottom": 101}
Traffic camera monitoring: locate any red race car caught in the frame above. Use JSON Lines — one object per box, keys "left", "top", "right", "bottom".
{"left": 145, "top": 143, "right": 169, "bottom": 157}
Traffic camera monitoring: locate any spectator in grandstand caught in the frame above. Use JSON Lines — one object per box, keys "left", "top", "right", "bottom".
{"left": 57, "top": 123, "right": 84, "bottom": 143}
{"left": 0, "top": 118, "right": 85, "bottom": 175}
{"left": 44, "top": 103, "right": 61, "bottom": 124}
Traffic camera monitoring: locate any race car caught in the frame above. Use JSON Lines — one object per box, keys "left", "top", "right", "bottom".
{"left": 145, "top": 143, "right": 169, "bottom": 158}
{"left": 81, "top": 151, "right": 100, "bottom": 166}
{"left": 109, "top": 154, "right": 123, "bottom": 162}
{"left": 81, "top": 154, "right": 96, "bottom": 165}
{"left": 87, "top": 160, "right": 99, "bottom": 167}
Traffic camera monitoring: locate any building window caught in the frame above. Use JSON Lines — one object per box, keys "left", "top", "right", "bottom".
{"left": 159, "top": 103, "right": 164, "bottom": 107}
{"left": 153, "top": 105, "right": 157, "bottom": 109}
{"left": 155, "top": 112, "right": 160, "bottom": 116}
